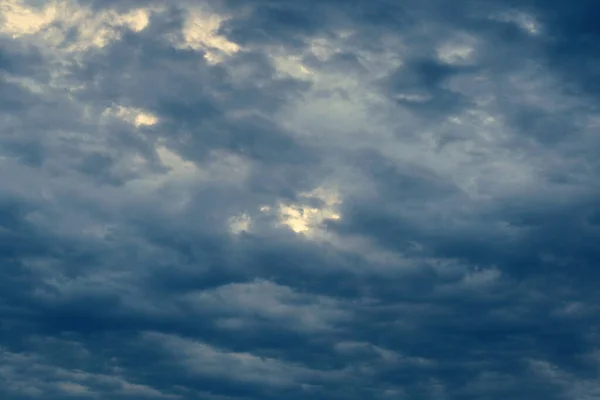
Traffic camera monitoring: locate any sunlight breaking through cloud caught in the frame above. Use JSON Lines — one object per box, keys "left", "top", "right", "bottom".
{"left": 271, "top": 187, "right": 342, "bottom": 237}
{"left": 1, "top": 0, "right": 151, "bottom": 49}
{"left": 103, "top": 105, "right": 159, "bottom": 127}
{"left": 176, "top": 6, "right": 241, "bottom": 64}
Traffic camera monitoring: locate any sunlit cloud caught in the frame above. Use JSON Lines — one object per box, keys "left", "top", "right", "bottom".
{"left": 103, "top": 105, "right": 159, "bottom": 127}
{"left": 1, "top": 0, "right": 151, "bottom": 49}
{"left": 175, "top": 6, "right": 241, "bottom": 64}
{"left": 0, "top": 0, "right": 58, "bottom": 38}
{"left": 268, "top": 186, "right": 341, "bottom": 237}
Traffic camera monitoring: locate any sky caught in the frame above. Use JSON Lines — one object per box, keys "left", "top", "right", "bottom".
{"left": 1, "top": 0, "right": 600, "bottom": 399}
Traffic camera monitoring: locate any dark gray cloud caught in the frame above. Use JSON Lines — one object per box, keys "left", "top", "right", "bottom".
{"left": 1, "top": 0, "right": 600, "bottom": 399}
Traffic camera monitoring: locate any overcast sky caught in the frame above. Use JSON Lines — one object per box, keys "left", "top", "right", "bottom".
{"left": 2, "top": 0, "right": 600, "bottom": 399}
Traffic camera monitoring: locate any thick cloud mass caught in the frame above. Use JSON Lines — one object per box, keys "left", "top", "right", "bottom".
{"left": 2, "top": 0, "right": 600, "bottom": 399}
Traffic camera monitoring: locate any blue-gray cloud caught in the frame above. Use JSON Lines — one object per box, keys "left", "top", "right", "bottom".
{"left": 1, "top": 0, "right": 600, "bottom": 399}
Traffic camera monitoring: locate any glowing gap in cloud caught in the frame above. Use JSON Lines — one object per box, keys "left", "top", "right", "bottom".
{"left": 176, "top": 7, "right": 241, "bottom": 64}
{"left": 103, "top": 105, "right": 159, "bottom": 127}
{"left": 266, "top": 187, "right": 341, "bottom": 237}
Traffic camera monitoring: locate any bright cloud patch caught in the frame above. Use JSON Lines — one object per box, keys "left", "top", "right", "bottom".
{"left": 270, "top": 187, "right": 341, "bottom": 236}
{"left": 0, "top": 0, "right": 58, "bottom": 37}
{"left": 436, "top": 39, "right": 477, "bottom": 65}
{"left": 103, "top": 105, "right": 159, "bottom": 127}
{"left": 176, "top": 7, "right": 241, "bottom": 64}
{"left": 0, "top": 0, "right": 150, "bottom": 49}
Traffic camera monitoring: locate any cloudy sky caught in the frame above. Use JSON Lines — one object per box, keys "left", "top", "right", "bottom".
{"left": 1, "top": 0, "right": 600, "bottom": 399}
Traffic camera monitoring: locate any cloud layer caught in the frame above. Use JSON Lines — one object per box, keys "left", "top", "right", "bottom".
{"left": 2, "top": 0, "right": 600, "bottom": 399}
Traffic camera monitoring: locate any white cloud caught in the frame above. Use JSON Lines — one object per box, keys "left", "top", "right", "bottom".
{"left": 103, "top": 105, "right": 159, "bottom": 127}
{"left": 436, "top": 36, "right": 478, "bottom": 65}
{"left": 175, "top": 6, "right": 241, "bottom": 64}
{"left": 267, "top": 186, "right": 341, "bottom": 237}
{"left": 0, "top": 0, "right": 58, "bottom": 38}
{"left": 1, "top": 0, "right": 151, "bottom": 48}
{"left": 0, "top": 0, "right": 155, "bottom": 97}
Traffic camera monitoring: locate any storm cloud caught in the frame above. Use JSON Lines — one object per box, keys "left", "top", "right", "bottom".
{"left": 2, "top": 0, "right": 600, "bottom": 399}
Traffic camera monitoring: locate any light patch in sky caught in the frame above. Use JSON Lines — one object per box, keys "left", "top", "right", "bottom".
{"left": 124, "top": 146, "right": 250, "bottom": 197}
{"left": 270, "top": 33, "right": 360, "bottom": 80}
{"left": 269, "top": 35, "right": 345, "bottom": 79}
{"left": 272, "top": 54, "right": 314, "bottom": 79}
{"left": 1, "top": 74, "right": 47, "bottom": 95}
{"left": 121, "top": 145, "right": 198, "bottom": 198}
{"left": 0, "top": 1, "right": 155, "bottom": 101}
{"left": 269, "top": 187, "right": 341, "bottom": 236}
{"left": 436, "top": 42, "right": 476, "bottom": 65}
{"left": 0, "top": 0, "right": 151, "bottom": 50}
{"left": 228, "top": 213, "right": 251, "bottom": 234}
{"left": 491, "top": 10, "right": 541, "bottom": 35}
{"left": 277, "top": 35, "right": 402, "bottom": 150}
{"left": 308, "top": 37, "right": 340, "bottom": 61}
{"left": 150, "top": 146, "right": 251, "bottom": 186}
{"left": 116, "top": 8, "right": 150, "bottom": 33}
{"left": 177, "top": 7, "right": 241, "bottom": 64}
{"left": 155, "top": 145, "right": 199, "bottom": 179}
{"left": 394, "top": 93, "right": 432, "bottom": 103}
{"left": 103, "top": 105, "right": 159, "bottom": 127}
{"left": 0, "top": 0, "right": 58, "bottom": 37}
